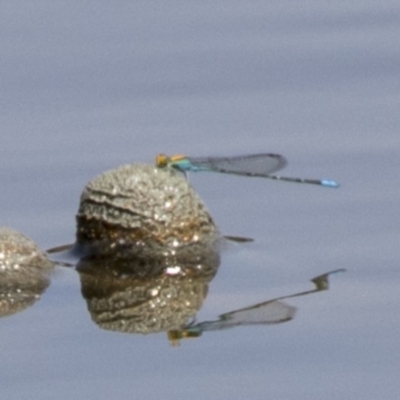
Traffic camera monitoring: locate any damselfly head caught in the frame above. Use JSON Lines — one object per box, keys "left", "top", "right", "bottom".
{"left": 155, "top": 154, "right": 168, "bottom": 168}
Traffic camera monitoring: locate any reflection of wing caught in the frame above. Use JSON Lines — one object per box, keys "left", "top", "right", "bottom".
{"left": 194, "top": 300, "right": 296, "bottom": 332}
{"left": 221, "top": 300, "right": 297, "bottom": 325}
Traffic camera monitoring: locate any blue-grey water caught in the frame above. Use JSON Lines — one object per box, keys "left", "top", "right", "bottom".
{"left": 2, "top": 1, "right": 399, "bottom": 399}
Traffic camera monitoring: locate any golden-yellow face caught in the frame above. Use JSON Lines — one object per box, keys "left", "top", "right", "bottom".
{"left": 155, "top": 153, "right": 168, "bottom": 167}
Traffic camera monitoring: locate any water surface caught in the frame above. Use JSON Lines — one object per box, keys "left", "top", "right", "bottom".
{"left": 1, "top": 1, "right": 399, "bottom": 399}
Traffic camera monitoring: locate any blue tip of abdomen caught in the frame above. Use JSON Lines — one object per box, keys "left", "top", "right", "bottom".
{"left": 321, "top": 180, "right": 340, "bottom": 188}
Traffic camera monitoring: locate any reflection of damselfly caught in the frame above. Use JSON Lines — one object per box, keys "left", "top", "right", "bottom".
{"left": 168, "top": 268, "right": 345, "bottom": 345}
{"left": 156, "top": 153, "right": 339, "bottom": 188}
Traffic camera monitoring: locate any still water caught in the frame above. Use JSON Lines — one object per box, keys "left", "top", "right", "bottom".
{"left": 1, "top": 1, "right": 399, "bottom": 399}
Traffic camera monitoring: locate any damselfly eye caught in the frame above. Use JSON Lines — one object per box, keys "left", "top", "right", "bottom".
{"left": 156, "top": 154, "right": 168, "bottom": 168}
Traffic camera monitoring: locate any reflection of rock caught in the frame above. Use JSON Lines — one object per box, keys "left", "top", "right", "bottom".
{"left": 0, "top": 227, "right": 54, "bottom": 318}
{"left": 77, "top": 250, "right": 220, "bottom": 334}
{"left": 75, "top": 164, "right": 220, "bottom": 258}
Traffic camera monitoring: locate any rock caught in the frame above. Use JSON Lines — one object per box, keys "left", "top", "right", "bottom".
{"left": 76, "top": 164, "right": 220, "bottom": 258}
{"left": 0, "top": 227, "right": 53, "bottom": 318}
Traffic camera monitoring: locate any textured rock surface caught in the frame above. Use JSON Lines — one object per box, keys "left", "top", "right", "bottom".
{"left": 76, "top": 164, "right": 220, "bottom": 257}
{"left": 0, "top": 227, "right": 53, "bottom": 317}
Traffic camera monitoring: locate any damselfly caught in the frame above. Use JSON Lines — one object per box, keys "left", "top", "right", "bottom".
{"left": 155, "top": 153, "right": 339, "bottom": 188}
